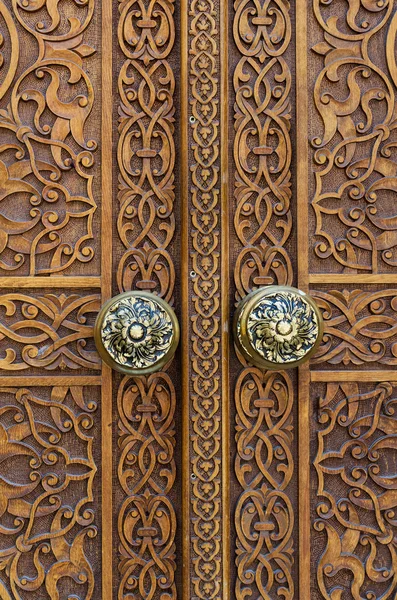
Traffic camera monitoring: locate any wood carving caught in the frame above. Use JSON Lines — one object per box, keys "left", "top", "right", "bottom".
{"left": 313, "top": 288, "right": 397, "bottom": 366}
{"left": 116, "top": 0, "right": 177, "bottom": 597}
{"left": 0, "top": 385, "right": 98, "bottom": 599}
{"left": 186, "top": 0, "right": 224, "bottom": 596}
{"left": 235, "top": 368, "right": 294, "bottom": 599}
{"left": 233, "top": 0, "right": 295, "bottom": 597}
{"left": 314, "top": 381, "right": 397, "bottom": 599}
{"left": 0, "top": 292, "right": 101, "bottom": 371}
{"left": 0, "top": 0, "right": 97, "bottom": 275}
{"left": 117, "top": 375, "right": 176, "bottom": 600}
{"left": 117, "top": 0, "right": 175, "bottom": 300}
{"left": 233, "top": 0, "right": 293, "bottom": 297}
{"left": 311, "top": 0, "right": 397, "bottom": 273}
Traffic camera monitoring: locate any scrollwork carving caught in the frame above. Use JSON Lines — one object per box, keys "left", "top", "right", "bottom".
{"left": 117, "top": 0, "right": 176, "bottom": 299}
{"left": 233, "top": 0, "right": 295, "bottom": 597}
{"left": 235, "top": 368, "right": 294, "bottom": 599}
{"left": 314, "top": 381, "right": 397, "bottom": 598}
{"left": 117, "top": 374, "right": 176, "bottom": 600}
{"left": 311, "top": 0, "right": 397, "bottom": 273}
{"left": 0, "top": 0, "right": 98, "bottom": 275}
{"left": 0, "top": 292, "right": 100, "bottom": 371}
{"left": 116, "top": 0, "right": 177, "bottom": 595}
{"left": 0, "top": 385, "right": 99, "bottom": 599}
{"left": 233, "top": 0, "right": 293, "bottom": 298}
{"left": 313, "top": 288, "right": 397, "bottom": 366}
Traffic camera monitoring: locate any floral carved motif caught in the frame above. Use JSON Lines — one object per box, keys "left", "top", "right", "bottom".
{"left": 314, "top": 381, "right": 397, "bottom": 598}
{"left": 0, "top": 386, "right": 99, "bottom": 599}
{"left": 0, "top": 0, "right": 98, "bottom": 275}
{"left": 311, "top": 0, "right": 397, "bottom": 273}
{"left": 100, "top": 295, "right": 174, "bottom": 369}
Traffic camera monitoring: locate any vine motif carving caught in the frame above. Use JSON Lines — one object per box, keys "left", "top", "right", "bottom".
{"left": 117, "top": 0, "right": 177, "bottom": 597}
{"left": 0, "top": 385, "right": 98, "bottom": 599}
{"left": 311, "top": 0, "right": 397, "bottom": 273}
{"left": 314, "top": 381, "right": 397, "bottom": 599}
{"left": 117, "top": 0, "right": 176, "bottom": 300}
{"left": 313, "top": 288, "right": 397, "bottom": 366}
{"left": 0, "top": 292, "right": 100, "bottom": 371}
{"left": 235, "top": 368, "right": 294, "bottom": 598}
{"left": 187, "top": 0, "right": 223, "bottom": 596}
{"left": 233, "top": 0, "right": 295, "bottom": 597}
{"left": 117, "top": 375, "right": 176, "bottom": 600}
{"left": 0, "top": 0, "right": 97, "bottom": 275}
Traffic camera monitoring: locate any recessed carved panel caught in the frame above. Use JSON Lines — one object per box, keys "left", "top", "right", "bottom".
{"left": 0, "top": 385, "right": 100, "bottom": 599}
{"left": 0, "top": 0, "right": 99, "bottom": 276}
{"left": 0, "top": 291, "right": 101, "bottom": 371}
{"left": 312, "top": 381, "right": 397, "bottom": 599}
{"left": 312, "top": 287, "right": 397, "bottom": 367}
{"left": 309, "top": 0, "right": 397, "bottom": 273}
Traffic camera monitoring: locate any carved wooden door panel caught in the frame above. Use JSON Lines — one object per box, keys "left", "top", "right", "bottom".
{"left": 1, "top": 0, "right": 397, "bottom": 597}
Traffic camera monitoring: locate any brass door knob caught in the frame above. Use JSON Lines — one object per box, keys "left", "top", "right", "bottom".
{"left": 94, "top": 291, "right": 179, "bottom": 375}
{"left": 233, "top": 285, "right": 323, "bottom": 370}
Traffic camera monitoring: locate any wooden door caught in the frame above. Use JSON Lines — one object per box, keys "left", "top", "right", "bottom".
{"left": 0, "top": 0, "right": 396, "bottom": 597}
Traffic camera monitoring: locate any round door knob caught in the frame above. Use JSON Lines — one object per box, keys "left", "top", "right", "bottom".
{"left": 233, "top": 285, "right": 323, "bottom": 370}
{"left": 94, "top": 291, "right": 179, "bottom": 375}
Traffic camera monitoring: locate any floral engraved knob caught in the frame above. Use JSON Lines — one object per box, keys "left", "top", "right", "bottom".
{"left": 233, "top": 286, "right": 323, "bottom": 370}
{"left": 94, "top": 291, "right": 179, "bottom": 375}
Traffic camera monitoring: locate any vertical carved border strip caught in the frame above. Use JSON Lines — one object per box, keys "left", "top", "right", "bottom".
{"left": 232, "top": 0, "right": 295, "bottom": 597}
{"left": 116, "top": 0, "right": 177, "bottom": 598}
{"left": 181, "top": 0, "right": 229, "bottom": 595}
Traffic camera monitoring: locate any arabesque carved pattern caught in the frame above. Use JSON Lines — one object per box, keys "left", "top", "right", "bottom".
{"left": 187, "top": 0, "right": 223, "bottom": 596}
{"left": 311, "top": 0, "right": 397, "bottom": 273}
{"left": 0, "top": 0, "right": 97, "bottom": 275}
{"left": 235, "top": 368, "right": 294, "bottom": 598}
{"left": 314, "top": 381, "right": 397, "bottom": 599}
{"left": 313, "top": 288, "right": 397, "bottom": 366}
{"left": 117, "top": 0, "right": 176, "bottom": 300}
{"left": 116, "top": 0, "right": 177, "bottom": 596}
{"left": 233, "top": 0, "right": 295, "bottom": 597}
{"left": 117, "top": 375, "right": 176, "bottom": 600}
{"left": 0, "top": 385, "right": 98, "bottom": 599}
{"left": 233, "top": 0, "right": 293, "bottom": 297}
{"left": 0, "top": 292, "right": 100, "bottom": 371}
